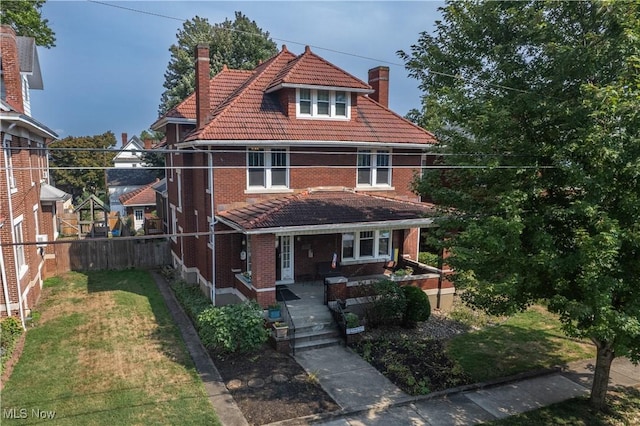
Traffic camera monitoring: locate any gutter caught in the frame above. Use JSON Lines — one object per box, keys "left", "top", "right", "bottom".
{"left": 215, "top": 216, "right": 437, "bottom": 236}
{"left": 179, "top": 139, "right": 442, "bottom": 151}
{"left": 0, "top": 112, "right": 58, "bottom": 139}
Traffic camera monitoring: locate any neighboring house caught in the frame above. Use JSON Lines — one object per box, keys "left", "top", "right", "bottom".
{"left": 0, "top": 25, "right": 69, "bottom": 327}
{"left": 119, "top": 178, "right": 159, "bottom": 232}
{"left": 105, "top": 168, "right": 157, "bottom": 217}
{"left": 112, "top": 133, "right": 154, "bottom": 168}
{"left": 151, "top": 44, "right": 445, "bottom": 307}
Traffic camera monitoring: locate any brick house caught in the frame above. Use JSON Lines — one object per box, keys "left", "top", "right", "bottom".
{"left": 151, "top": 44, "right": 451, "bottom": 307}
{"left": 119, "top": 178, "right": 161, "bottom": 232}
{"left": 0, "top": 25, "right": 67, "bottom": 326}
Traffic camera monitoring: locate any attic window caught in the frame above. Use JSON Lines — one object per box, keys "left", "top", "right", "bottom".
{"left": 296, "top": 89, "right": 350, "bottom": 119}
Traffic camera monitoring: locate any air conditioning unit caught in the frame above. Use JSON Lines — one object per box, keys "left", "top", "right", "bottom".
{"left": 36, "top": 234, "right": 48, "bottom": 248}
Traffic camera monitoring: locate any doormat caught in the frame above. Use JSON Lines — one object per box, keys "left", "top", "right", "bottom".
{"left": 276, "top": 287, "right": 300, "bottom": 301}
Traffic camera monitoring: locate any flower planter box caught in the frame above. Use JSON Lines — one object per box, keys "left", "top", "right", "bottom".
{"left": 346, "top": 325, "right": 365, "bottom": 335}
{"left": 273, "top": 324, "right": 288, "bottom": 338}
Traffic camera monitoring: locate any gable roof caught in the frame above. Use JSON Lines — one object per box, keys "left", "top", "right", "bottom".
{"left": 16, "top": 36, "right": 43, "bottom": 90}
{"left": 266, "top": 46, "right": 372, "bottom": 93}
{"left": 217, "top": 189, "right": 437, "bottom": 234}
{"left": 113, "top": 136, "right": 144, "bottom": 163}
{"left": 119, "top": 179, "right": 159, "bottom": 206}
{"left": 154, "top": 46, "right": 436, "bottom": 146}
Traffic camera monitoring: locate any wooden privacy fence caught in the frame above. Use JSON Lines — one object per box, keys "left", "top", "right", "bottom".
{"left": 51, "top": 238, "right": 171, "bottom": 272}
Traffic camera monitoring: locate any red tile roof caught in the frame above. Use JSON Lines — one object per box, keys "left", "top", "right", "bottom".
{"left": 119, "top": 179, "right": 159, "bottom": 206}
{"left": 266, "top": 46, "right": 372, "bottom": 91}
{"left": 217, "top": 189, "right": 437, "bottom": 231}
{"left": 158, "top": 46, "right": 436, "bottom": 145}
{"left": 163, "top": 68, "right": 255, "bottom": 120}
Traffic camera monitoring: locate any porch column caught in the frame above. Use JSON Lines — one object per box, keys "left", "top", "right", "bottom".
{"left": 250, "top": 233, "right": 276, "bottom": 307}
{"left": 402, "top": 228, "right": 420, "bottom": 260}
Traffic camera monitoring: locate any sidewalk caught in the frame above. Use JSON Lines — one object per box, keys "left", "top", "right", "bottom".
{"left": 287, "top": 347, "right": 639, "bottom": 426}
{"left": 153, "top": 271, "right": 639, "bottom": 426}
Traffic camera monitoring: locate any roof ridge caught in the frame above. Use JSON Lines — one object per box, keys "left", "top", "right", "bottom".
{"left": 161, "top": 67, "right": 255, "bottom": 120}
{"left": 190, "top": 49, "right": 296, "bottom": 138}
{"left": 119, "top": 178, "right": 159, "bottom": 204}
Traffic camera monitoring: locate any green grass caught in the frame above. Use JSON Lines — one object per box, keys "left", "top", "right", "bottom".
{"left": 447, "top": 305, "right": 595, "bottom": 382}
{"left": 1, "top": 270, "right": 220, "bottom": 425}
{"left": 487, "top": 387, "right": 640, "bottom": 425}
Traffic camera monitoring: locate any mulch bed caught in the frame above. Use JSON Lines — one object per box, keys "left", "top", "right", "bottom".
{"left": 0, "top": 332, "right": 26, "bottom": 390}
{"left": 212, "top": 346, "right": 339, "bottom": 425}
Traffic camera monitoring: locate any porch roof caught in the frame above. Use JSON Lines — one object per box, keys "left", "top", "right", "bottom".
{"left": 216, "top": 189, "right": 438, "bottom": 234}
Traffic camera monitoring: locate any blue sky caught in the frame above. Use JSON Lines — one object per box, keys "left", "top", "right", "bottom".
{"left": 31, "top": 1, "right": 443, "bottom": 140}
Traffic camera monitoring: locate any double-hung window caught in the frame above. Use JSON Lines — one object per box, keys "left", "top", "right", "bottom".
{"left": 297, "top": 89, "right": 350, "bottom": 119}
{"left": 342, "top": 230, "right": 392, "bottom": 261}
{"left": 3, "top": 136, "right": 16, "bottom": 191}
{"left": 13, "top": 218, "right": 26, "bottom": 277}
{"left": 356, "top": 149, "right": 391, "bottom": 187}
{"left": 247, "top": 148, "right": 289, "bottom": 189}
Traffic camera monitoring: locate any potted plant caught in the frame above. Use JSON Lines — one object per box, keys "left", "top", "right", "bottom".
{"left": 267, "top": 303, "right": 281, "bottom": 319}
{"left": 272, "top": 321, "right": 288, "bottom": 338}
{"left": 345, "top": 312, "right": 364, "bottom": 335}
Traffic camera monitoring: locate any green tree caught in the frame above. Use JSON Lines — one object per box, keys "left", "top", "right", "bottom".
{"left": 158, "top": 12, "right": 277, "bottom": 115}
{"left": 139, "top": 129, "right": 165, "bottom": 179}
{"left": 49, "top": 132, "right": 116, "bottom": 201}
{"left": 0, "top": 0, "right": 55, "bottom": 47}
{"left": 400, "top": 1, "right": 639, "bottom": 411}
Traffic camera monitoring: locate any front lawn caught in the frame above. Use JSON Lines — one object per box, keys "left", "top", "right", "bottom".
{"left": 1, "top": 270, "right": 219, "bottom": 425}
{"left": 447, "top": 305, "right": 595, "bottom": 382}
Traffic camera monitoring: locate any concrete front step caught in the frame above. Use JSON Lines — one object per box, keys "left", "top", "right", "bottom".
{"left": 294, "top": 336, "right": 343, "bottom": 352}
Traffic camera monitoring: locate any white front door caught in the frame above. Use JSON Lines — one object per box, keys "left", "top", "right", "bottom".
{"left": 280, "top": 235, "right": 294, "bottom": 281}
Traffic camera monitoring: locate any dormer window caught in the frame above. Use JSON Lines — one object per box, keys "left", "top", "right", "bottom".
{"left": 296, "top": 89, "right": 350, "bottom": 119}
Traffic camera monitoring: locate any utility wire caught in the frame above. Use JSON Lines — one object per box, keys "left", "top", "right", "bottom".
{"left": 86, "top": 0, "right": 536, "bottom": 96}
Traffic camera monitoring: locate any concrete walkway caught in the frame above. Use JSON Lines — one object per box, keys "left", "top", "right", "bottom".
{"left": 153, "top": 272, "right": 639, "bottom": 426}
{"left": 288, "top": 348, "right": 639, "bottom": 426}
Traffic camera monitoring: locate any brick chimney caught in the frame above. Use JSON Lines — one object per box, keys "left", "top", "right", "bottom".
{"left": 144, "top": 139, "right": 152, "bottom": 150}
{"left": 121, "top": 132, "right": 128, "bottom": 147}
{"left": 195, "top": 44, "right": 211, "bottom": 129}
{"left": 368, "top": 66, "right": 389, "bottom": 108}
{"left": 0, "top": 25, "right": 24, "bottom": 113}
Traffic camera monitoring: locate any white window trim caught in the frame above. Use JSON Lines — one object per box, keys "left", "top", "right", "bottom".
{"left": 296, "top": 89, "right": 351, "bottom": 120}
{"left": 170, "top": 205, "right": 177, "bottom": 243}
{"left": 246, "top": 148, "right": 290, "bottom": 190}
{"left": 341, "top": 229, "right": 392, "bottom": 262}
{"left": 13, "top": 215, "right": 28, "bottom": 279}
{"left": 3, "top": 136, "right": 17, "bottom": 194}
{"left": 356, "top": 149, "right": 392, "bottom": 188}
{"left": 176, "top": 169, "right": 182, "bottom": 212}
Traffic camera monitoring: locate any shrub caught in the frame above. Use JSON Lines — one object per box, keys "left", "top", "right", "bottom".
{"left": 344, "top": 312, "right": 360, "bottom": 328}
{"left": 418, "top": 252, "right": 440, "bottom": 266}
{"left": 401, "top": 286, "right": 431, "bottom": 327}
{"left": 197, "top": 301, "right": 268, "bottom": 353}
{"left": 365, "top": 280, "right": 406, "bottom": 327}
{"left": 1, "top": 317, "right": 24, "bottom": 374}
{"left": 170, "top": 281, "right": 212, "bottom": 320}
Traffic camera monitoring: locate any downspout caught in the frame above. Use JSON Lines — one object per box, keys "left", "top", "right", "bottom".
{"left": 0, "top": 222, "right": 11, "bottom": 318}
{"left": 436, "top": 247, "right": 444, "bottom": 310}
{"left": 208, "top": 152, "right": 216, "bottom": 306}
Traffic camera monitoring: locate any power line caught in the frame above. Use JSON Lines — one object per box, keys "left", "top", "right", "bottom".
{"left": 86, "top": 0, "right": 537, "bottom": 96}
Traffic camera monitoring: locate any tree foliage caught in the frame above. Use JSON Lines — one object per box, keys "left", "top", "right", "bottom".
{"left": 158, "top": 12, "right": 278, "bottom": 115}
{"left": 139, "top": 129, "right": 165, "bottom": 179}
{"left": 49, "top": 132, "right": 116, "bottom": 201}
{"left": 0, "top": 0, "right": 55, "bottom": 48}
{"left": 400, "top": 0, "right": 639, "bottom": 410}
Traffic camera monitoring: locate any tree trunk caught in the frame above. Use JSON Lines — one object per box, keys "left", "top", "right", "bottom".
{"left": 590, "top": 341, "right": 615, "bottom": 411}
